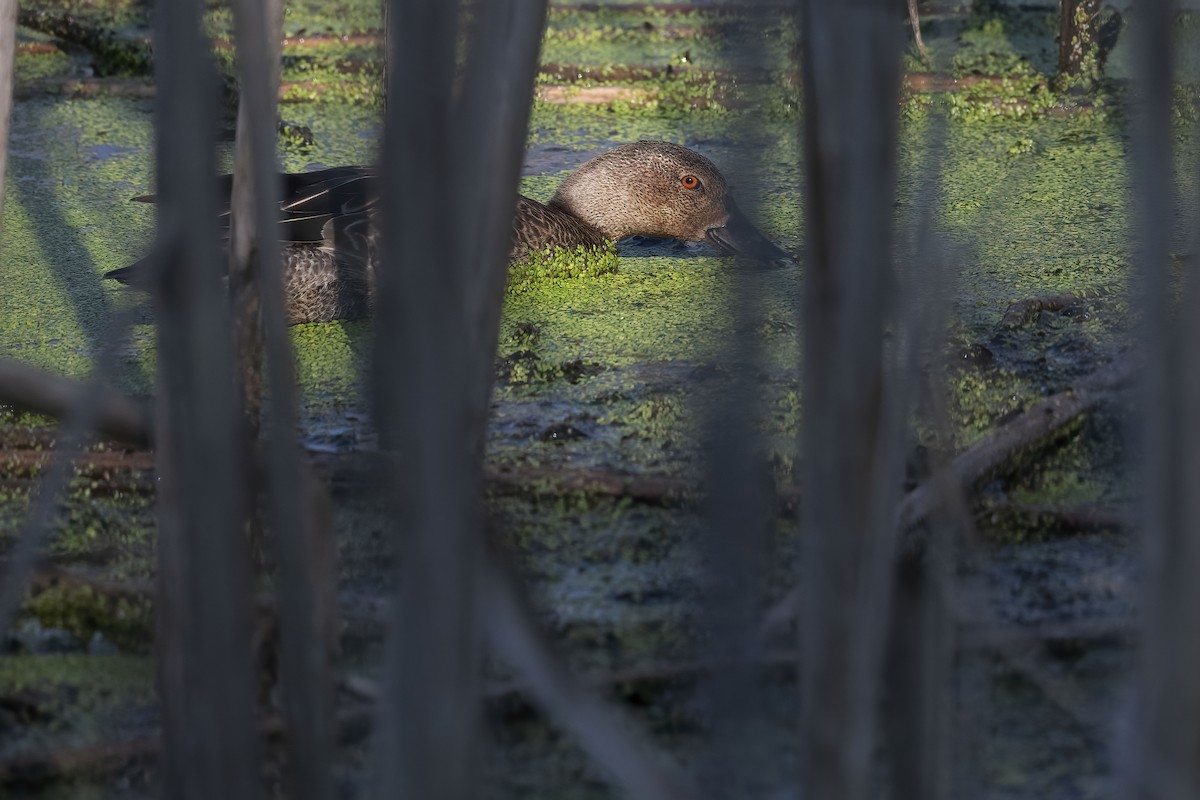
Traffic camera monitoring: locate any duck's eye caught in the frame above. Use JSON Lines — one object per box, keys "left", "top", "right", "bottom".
{"left": 681, "top": 174, "right": 700, "bottom": 190}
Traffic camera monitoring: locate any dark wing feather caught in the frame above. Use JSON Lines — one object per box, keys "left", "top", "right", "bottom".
{"left": 132, "top": 167, "right": 377, "bottom": 244}
{"left": 131, "top": 166, "right": 373, "bottom": 208}
{"left": 318, "top": 210, "right": 374, "bottom": 264}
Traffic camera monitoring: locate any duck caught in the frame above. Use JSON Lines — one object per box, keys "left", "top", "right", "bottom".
{"left": 105, "top": 141, "right": 790, "bottom": 325}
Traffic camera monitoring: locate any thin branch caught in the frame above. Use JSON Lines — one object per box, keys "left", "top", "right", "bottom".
{"left": 997, "top": 292, "right": 1087, "bottom": 329}
{"left": 482, "top": 552, "right": 697, "bottom": 799}
{"left": 0, "top": 358, "right": 151, "bottom": 448}
{"left": 0, "top": 309, "right": 141, "bottom": 647}
{"left": 907, "top": 0, "right": 928, "bottom": 59}
{"left": 0, "top": 737, "right": 160, "bottom": 786}
{"left": 897, "top": 351, "right": 1135, "bottom": 557}
{"left": 763, "top": 350, "right": 1137, "bottom": 638}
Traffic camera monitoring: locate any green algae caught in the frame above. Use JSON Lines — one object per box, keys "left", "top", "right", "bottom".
{"left": 491, "top": 493, "right": 700, "bottom": 672}
{"left": 944, "top": 74, "right": 1064, "bottom": 123}
{"left": 498, "top": 257, "right": 734, "bottom": 369}
{"left": 0, "top": 652, "right": 154, "bottom": 709}
{"left": 508, "top": 242, "right": 620, "bottom": 295}
{"left": 944, "top": 364, "right": 1044, "bottom": 447}
{"left": 541, "top": 6, "right": 794, "bottom": 71}
{"left": 291, "top": 319, "right": 367, "bottom": 396}
{"left": 0, "top": 1, "right": 1150, "bottom": 595}
{"left": 953, "top": 9, "right": 1059, "bottom": 77}
{"left": 927, "top": 112, "right": 1131, "bottom": 332}
{"left": 0, "top": 95, "right": 154, "bottom": 387}
{"left": 973, "top": 404, "right": 1130, "bottom": 544}
{"left": 49, "top": 485, "right": 156, "bottom": 566}
{"left": 22, "top": 582, "right": 154, "bottom": 653}
{"left": 536, "top": 67, "right": 735, "bottom": 115}
{"left": 0, "top": 456, "right": 157, "bottom": 587}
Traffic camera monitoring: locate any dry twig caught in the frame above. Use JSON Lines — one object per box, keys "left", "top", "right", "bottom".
{"left": 0, "top": 737, "right": 160, "bottom": 786}
{"left": 481, "top": 553, "right": 697, "bottom": 799}
{"left": 762, "top": 351, "right": 1136, "bottom": 639}
{"left": 998, "top": 292, "right": 1088, "bottom": 329}
{"left": 898, "top": 351, "right": 1135, "bottom": 556}
{"left": 0, "top": 359, "right": 151, "bottom": 448}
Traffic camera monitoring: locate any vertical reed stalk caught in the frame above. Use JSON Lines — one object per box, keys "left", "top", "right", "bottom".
{"left": 797, "top": 1, "right": 904, "bottom": 797}
{"left": 1124, "top": 0, "right": 1200, "bottom": 797}
{"left": 151, "top": 0, "right": 261, "bottom": 795}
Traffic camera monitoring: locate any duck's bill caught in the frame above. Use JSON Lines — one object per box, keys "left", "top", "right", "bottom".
{"left": 705, "top": 208, "right": 793, "bottom": 266}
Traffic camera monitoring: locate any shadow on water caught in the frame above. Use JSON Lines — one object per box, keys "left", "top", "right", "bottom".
{"left": 13, "top": 98, "right": 153, "bottom": 389}
{"left": 17, "top": 110, "right": 111, "bottom": 345}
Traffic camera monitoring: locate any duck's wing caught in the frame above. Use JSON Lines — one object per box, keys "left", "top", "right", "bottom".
{"left": 265, "top": 207, "right": 376, "bottom": 324}
{"left": 129, "top": 166, "right": 373, "bottom": 208}
{"left": 131, "top": 166, "right": 378, "bottom": 245}
{"left": 511, "top": 195, "right": 607, "bottom": 259}
{"left": 318, "top": 207, "right": 374, "bottom": 266}
{"left": 274, "top": 172, "right": 377, "bottom": 244}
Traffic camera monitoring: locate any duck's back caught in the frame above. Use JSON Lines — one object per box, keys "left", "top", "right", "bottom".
{"left": 510, "top": 195, "right": 608, "bottom": 259}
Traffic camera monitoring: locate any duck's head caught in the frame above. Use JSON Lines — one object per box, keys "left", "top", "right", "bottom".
{"left": 548, "top": 141, "right": 791, "bottom": 264}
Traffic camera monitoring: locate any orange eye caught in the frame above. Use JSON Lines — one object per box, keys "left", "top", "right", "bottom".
{"left": 681, "top": 174, "right": 700, "bottom": 189}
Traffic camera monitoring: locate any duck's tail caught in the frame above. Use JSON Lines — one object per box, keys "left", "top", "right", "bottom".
{"left": 103, "top": 256, "right": 154, "bottom": 290}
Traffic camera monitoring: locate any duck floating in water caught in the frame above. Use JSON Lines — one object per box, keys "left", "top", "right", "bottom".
{"left": 105, "top": 141, "right": 790, "bottom": 325}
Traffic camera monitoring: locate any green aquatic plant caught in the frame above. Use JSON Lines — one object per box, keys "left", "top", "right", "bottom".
{"left": 946, "top": 75, "right": 1062, "bottom": 123}
{"left": 1006, "top": 135, "right": 1036, "bottom": 156}
{"left": 23, "top": 581, "right": 155, "bottom": 653}
{"left": 507, "top": 241, "right": 620, "bottom": 295}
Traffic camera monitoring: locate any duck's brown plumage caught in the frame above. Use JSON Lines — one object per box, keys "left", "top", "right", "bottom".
{"left": 106, "top": 141, "right": 789, "bottom": 324}
{"left": 510, "top": 195, "right": 608, "bottom": 259}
